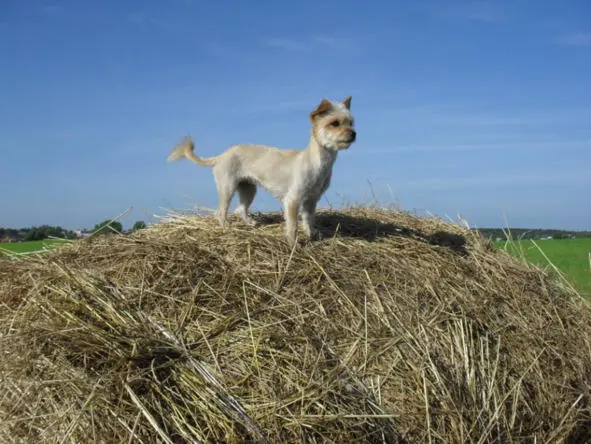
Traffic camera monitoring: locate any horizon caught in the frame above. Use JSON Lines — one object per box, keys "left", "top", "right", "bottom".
{"left": 1, "top": 210, "right": 591, "bottom": 234}
{"left": 1, "top": 0, "right": 590, "bottom": 231}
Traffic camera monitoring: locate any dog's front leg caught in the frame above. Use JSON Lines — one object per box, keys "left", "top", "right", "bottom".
{"left": 301, "top": 197, "right": 319, "bottom": 239}
{"left": 283, "top": 197, "right": 300, "bottom": 247}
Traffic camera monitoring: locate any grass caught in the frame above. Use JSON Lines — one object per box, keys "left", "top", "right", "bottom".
{"left": 0, "top": 239, "right": 71, "bottom": 255}
{"left": 495, "top": 237, "right": 591, "bottom": 296}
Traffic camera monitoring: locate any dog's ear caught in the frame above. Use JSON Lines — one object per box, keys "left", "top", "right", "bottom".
{"left": 309, "top": 99, "right": 333, "bottom": 121}
{"left": 341, "top": 96, "right": 352, "bottom": 110}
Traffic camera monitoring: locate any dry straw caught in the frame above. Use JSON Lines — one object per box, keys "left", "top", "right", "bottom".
{"left": 1, "top": 207, "right": 590, "bottom": 443}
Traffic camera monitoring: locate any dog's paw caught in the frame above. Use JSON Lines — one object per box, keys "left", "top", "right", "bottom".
{"left": 245, "top": 217, "right": 259, "bottom": 227}
{"left": 218, "top": 220, "right": 229, "bottom": 230}
{"left": 304, "top": 228, "right": 322, "bottom": 241}
{"left": 284, "top": 230, "right": 298, "bottom": 248}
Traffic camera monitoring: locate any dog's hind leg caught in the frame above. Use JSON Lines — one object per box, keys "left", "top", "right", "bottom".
{"left": 216, "top": 188, "right": 234, "bottom": 228}
{"left": 234, "top": 181, "right": 258, "bottom": 226}
{"left": 214, "top": 171, "right": 235, "bottom": 228}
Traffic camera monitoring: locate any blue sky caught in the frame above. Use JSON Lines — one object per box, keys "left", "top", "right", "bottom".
{"left": 1, "top": 0, "right": 590, "bottom": 230}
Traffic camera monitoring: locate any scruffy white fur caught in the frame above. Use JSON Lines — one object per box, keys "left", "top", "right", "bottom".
{"left": 167, "top": 96, "right": 356, "bottom": 246}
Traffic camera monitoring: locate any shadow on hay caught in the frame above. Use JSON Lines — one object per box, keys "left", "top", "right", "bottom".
{"left": 253, "top": 211, "right": 468, "bottom": 254}
{"left": 567, "top": 420, "right": 591, "bottom": 444}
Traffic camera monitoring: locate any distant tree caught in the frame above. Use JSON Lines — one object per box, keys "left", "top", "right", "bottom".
{"left": 474, "top": 227, "right": 583, "bottom": 241}
{"left": 93, "top": 220, "right": 123, "bottom": 235}
{"left": 23, "top": 225, "right": 71, "bottom": 241}
{"left": 131, "top": 221, "right": 147, "bottom": 232}
{"left": 24, "top": 229, "right": 41, "bottom": 241}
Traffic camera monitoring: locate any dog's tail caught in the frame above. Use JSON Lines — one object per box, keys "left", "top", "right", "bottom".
{"left": 167, "top": 136, "right": 216, "bottom": 167}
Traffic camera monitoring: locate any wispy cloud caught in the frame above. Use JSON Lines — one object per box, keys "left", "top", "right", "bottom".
{"left": 39, "top": 4, "right": 66, "bottom": 16}
{"left": 397, "top": 169, "right": 590, "bottom": 191}
{"left": 127, "top": 13, "right": 185, "bottom": 33}
{"left": 243, "top": 99, "right": 315, "bottom": 114}
{"left": 312, "top": 35, "right": 341, "bottom": 47}
{"left": 348, "top": 139, "right": 591, "bottom": 155}
{"left": 382, "top": 106, "right": 591, "bottom": 128}
{"left": 262, "top": 33, "right": 375, "bottom": 52}
{"left": 264, "top": 38, "right": 306, "bottom": 51}
{"left": 200, "top": 41, "right": 251, "bottom": 62}
{"left": 427, "top": 1, "right": 506, "bottom": 24}
{"left": 35, "top": 3, "right": 77, "bottom": 21}
{"left": 559, "top": 32, "right": 591, "bottom": 46}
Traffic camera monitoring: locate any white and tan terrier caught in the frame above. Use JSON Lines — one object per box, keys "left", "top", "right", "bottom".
{"left": 167, "top": 96, "right": 356, "bottom": 246}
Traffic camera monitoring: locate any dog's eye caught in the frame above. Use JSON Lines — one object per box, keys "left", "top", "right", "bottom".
{"left": 330, "top": 121, "right": 340, "bottom": 127}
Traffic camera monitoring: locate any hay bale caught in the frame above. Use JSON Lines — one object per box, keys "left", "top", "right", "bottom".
{"left": 1, "top": 208, "right": 590, "bottom": 443}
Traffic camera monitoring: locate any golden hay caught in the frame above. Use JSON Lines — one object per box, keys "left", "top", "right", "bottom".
{"left": 1, "top": 208, "right": 590, "bottom": 443}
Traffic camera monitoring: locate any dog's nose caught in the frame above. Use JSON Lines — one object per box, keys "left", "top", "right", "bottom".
{"left": 350, "top": 130, "right": 357, "bottom": 141}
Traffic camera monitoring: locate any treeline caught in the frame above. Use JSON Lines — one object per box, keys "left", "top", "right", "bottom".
{"left": 1, "top": 220, "right": 148, "bottom": 242}
{"left": 0, "top": 225, "right": 77, "bottom": 242}
{"left": 91, "top": 220, "right": 147, "bottom": 235}
{"left": 475, "top": 228, "right": 591, "bottom": 240}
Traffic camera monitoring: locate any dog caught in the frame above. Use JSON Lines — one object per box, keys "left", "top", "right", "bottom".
{"left": 167, "top": 96, "right": 356, "bottom": 246}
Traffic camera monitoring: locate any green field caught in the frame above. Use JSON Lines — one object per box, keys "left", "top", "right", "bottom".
{"left": 495, "top": 238, "right": 591, "bottom": 296}
{"left": 0, "top": 239, "right": 70, "bottom": 255}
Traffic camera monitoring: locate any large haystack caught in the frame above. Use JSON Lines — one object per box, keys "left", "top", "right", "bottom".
{"left": 1, "top": 208, "right": 590, "bottom": 443}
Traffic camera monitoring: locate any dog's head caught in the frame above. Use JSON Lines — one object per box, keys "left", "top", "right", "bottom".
{"left": 309, "top": 96, "right": 356, "bottom": 150}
